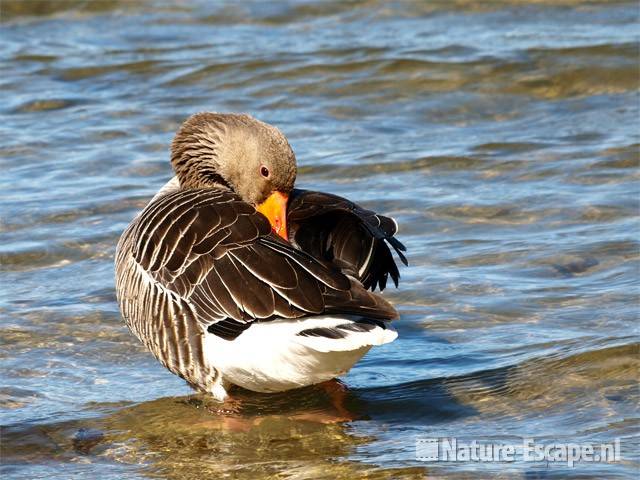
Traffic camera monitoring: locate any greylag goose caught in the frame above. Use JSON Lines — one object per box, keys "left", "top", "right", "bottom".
{"left": 115, "top": 113, "right": 407, "bottom": 401}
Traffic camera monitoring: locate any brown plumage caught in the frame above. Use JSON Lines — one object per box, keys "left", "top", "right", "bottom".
{"left": 115, "top": 112, "right": 407, "bottom": 399}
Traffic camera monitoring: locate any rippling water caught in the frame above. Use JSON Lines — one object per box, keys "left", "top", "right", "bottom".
{"left": 1, "top": 1, "right": 639, "bottom": 478}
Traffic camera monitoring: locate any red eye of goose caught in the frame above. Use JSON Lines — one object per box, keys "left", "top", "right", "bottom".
{"left": 260, "top": 166, "right": 270, "bottom": 178}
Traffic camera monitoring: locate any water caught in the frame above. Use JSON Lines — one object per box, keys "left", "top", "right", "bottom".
{"left": 1, "top": 1, "right": 638, "bottom": 478}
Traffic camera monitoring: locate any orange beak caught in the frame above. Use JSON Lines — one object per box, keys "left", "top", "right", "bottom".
{"left": 256, "top": 191, "right": 289, "bottom": 241}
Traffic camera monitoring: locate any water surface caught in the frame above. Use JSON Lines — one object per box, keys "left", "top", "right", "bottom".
{"left": 1, "top": 1, "right": 639, "bottom": 478}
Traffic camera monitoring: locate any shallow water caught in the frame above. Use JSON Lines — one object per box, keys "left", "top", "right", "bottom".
{"left": 1, "top": 1, "right": 639, "bottom": 478}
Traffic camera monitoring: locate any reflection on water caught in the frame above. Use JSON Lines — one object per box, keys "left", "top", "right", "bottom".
{"left": 3, "top": 342, "right": 638, "bottom": 478}
{"left": 1, "top": 0, "right": 638, "bottom": 478}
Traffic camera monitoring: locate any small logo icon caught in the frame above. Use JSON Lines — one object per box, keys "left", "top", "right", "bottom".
{"left": 416, "top": 438, "right": 439, "bottom": 461}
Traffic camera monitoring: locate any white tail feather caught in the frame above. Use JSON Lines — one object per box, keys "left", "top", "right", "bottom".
{"left": 204, "top": 316, "right": 397, "bottom": 393}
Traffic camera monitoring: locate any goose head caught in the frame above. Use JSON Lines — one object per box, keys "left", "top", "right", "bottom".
{"left": 170, "top": 112, "right": 297, "bottom": 240}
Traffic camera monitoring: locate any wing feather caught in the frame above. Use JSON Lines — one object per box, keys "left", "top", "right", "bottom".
{"left": 125, "top": 188, "right": 397, "bottom": 339}
{"left": 287, "top": 189, "right": 408, "bottom": 291}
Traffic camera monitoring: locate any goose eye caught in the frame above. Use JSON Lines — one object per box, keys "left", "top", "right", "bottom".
{"left": 260, "top": 166, "right": 270, "bottom": 178}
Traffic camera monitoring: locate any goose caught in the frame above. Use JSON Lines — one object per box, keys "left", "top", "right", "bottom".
{"left": 115, "top": 113, "right": 407, "bottom": 401}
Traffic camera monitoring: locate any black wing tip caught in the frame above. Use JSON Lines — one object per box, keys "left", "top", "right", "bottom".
{"left": 388, "top": 237, "right": 409, "bottom": 266}
{"left": 363, "top": 239, "right": 403, "bottom": 292}
{"left": 298, "top": 327, "right": 346, "bottom": 339}
{"left": 389, "top": 237, "right": 407, "bottom": 253}
{"left": 207, "top": 318, "right": 251, "bottom": 341}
